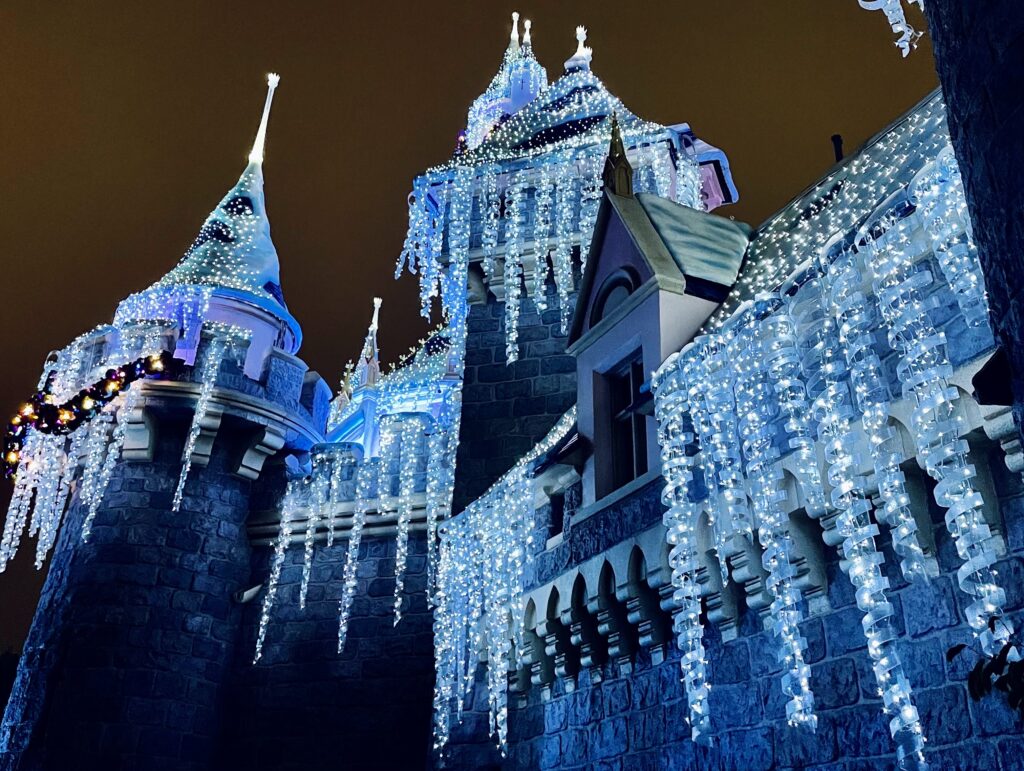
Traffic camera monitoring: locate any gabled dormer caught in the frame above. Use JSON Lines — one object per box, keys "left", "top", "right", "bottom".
{"left": 568, "top": 121, "right": 750, "bottom": 507}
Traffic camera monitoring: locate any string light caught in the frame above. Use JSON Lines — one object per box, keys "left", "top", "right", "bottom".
{"left": 397, "top": 21, "right": 702, "bottom": 360}
{"left": 432, "top": 409, "right": 574, "bottom": 756}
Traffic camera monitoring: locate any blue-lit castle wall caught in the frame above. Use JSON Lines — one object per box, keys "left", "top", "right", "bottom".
{"left": 456, "top": 277, "right": 578, "bottom": 511}
{"left": 443, "top": 319, "right": 1024, "bottom": 771}
{"left": 221, "top": 532, "right": 435, "bottom": 771}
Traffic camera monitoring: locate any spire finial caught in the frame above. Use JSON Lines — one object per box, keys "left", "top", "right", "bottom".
{"left": 564, "top": 25, "right": 593, "bottom": 72}
{"left": 508, "top": 11, "right": 521, "bottom": 51}
{"left": 603, "top": 112, "right": 633, "bottom": 196}
{"left": 370, "top": 296, "right": 382, "bottom": 332}
{"left": 576, "top": 25, "right": 587, "bottom": 51}
{"left": 523, "top": 19, "right": 532, "bottom": 45}
{"left": 248, "top": 73, "right": 281, "bottom": 165}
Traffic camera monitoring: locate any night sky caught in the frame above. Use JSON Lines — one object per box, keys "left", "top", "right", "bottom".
{"left": 0, "top": 3, "right": 938, "bottom": 651}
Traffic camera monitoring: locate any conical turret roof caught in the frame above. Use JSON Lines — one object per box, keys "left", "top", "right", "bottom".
{"left": 150, "top": 73, "right": 285, "bottom": 310}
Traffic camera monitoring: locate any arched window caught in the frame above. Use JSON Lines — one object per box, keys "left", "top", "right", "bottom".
{"left": 590, "top": 267, "right": 639, "bottom": 327}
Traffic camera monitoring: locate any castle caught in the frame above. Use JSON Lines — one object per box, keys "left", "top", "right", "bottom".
{"left": 3, "top": 8, "right": 1024, "bottom": 771}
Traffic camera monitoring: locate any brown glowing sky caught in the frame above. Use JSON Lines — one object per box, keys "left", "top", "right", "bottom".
{"left": 0, "top": 2, "right": 938, "bottom": 650}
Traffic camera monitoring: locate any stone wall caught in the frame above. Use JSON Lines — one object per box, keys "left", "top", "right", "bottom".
{"left": 924, "top": 0, "right": 1024, "bottom": 438}
{"left": 0, "top": 409, "right": 257, "bottom": 771}
{"left": 219, "top": 532, "right": 435, "bottom": 771}
{"left": 442, "top": 439, "right": 1024, "bottom": 770}
{"left": 456, "top": 278, "right": 578, "bottom": 511}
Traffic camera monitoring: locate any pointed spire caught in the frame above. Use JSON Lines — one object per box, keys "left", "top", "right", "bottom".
{"left": 603, "top": 112, "right": 633, "bottom": 196}
{"left": 249, "top": 73, "right": 280, "bottom": 165}
{"left": 355, "top": 297, "right": 383, "bottom": 388}
{"left": 523, "top": 19, "right": 532, "bottom": 46}
{"left": 145, "top": 73, "right": 284, "bottom": 308}
{"left": 564, "top": 25, "right": 593, "bottom": 72}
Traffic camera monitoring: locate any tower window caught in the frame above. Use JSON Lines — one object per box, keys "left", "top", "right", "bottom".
{"left": 594, "top": 351, "right": 648, "bottom": 498}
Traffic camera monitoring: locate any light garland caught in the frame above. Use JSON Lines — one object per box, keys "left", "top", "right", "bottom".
{"left": 1, "top": 341, "right": 178, "bottom": 570}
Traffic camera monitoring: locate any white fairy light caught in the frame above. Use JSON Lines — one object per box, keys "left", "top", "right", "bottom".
{"left": 396, "top": 23, "right": 703, "bottom": 354}
{"left": 82, "top": 326, "right": 164, "bottom": 541}
{"left": 503, "top": 172, "right": 526, "bottom": 362}
{"left": 337, "top": 455, "right": 375, "bottom": 653}
{"left": 254, "top": 478, "right": 303, "bottom": 664}
{"left": 652, "top": 353, "right": 712, "bottom": 744}
{"left": 531, "top": 162, "right": 554, "bottom": 312}
{"left": 729, "top": 299, "right": 817, "bottom": 732}
{"left": 789, "top": 265, "right": 928, "bottom": 770}
{"left": 394, "top": 414, "right": 427, "bottom": 625}
{"left": 300, "top": 452, "right": 330, "bottom": 610}
{"left": 172, "top": 329, "right": 248, "bottom": 512}
{"left": 865, "top": 211, "right": 1013, "bottom": 657}
{"left": 911, "top": 146, "right": 990, "bottom": 329}
{"left": 829, "top": 246, "right": 929, "bottom": 582}
{"left": 695, "top": 330, "right": 754, "bottom": 564}
{"left": 432, "top": 409, "right": 573, "bottom": 755}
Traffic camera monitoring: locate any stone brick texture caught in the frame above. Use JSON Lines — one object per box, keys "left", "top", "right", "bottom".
{"left": 924, "top": 0, "right": 1024, "bottom": 438}
{"left": 443, "top": 440, "right": 1024, "bottom": 770}
{"left": 221, "top": 532, "right": 435, "bottom": 771}
{"left": 0, "top": 408, "right": 257, "bottom": 771}
{"left": 455, "top": 278, "right": 578, "bottom": 512}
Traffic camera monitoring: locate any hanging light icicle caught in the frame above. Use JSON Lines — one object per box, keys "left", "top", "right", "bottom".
{"left": 481, "top": 166, "right": 502, "bottom": 282}
{"left": 300, "top": 453, "right": 330, "bottom": 610}
{"left": 503, "top": 171, "right": 526, "bottom": 362}
{"left": 680, "top": 342, "right": 726, "bottom": 577}
{"left": 531, "top": 162, "right": 554, "bottom": 313}
{"left": 858, "top": 0, "right": 925, "bottom": 57}
{"left": 82, "top": 326, "right": 164, "bottom": 541}
{"left": 432, "top": 409, "right": 573, "bottom": 756}
{"left": 424, "top": 427, "right": 446, "bottom": 597}
{"left": 338, "top": 455, "right": 375, "bottom": 653}
{"left": 652, "top": 351, "right": 711, "bottom": 744}
{"left": 865, "top": 212, "right": 1013, "bottom": 656}
{"left": 552, "top": 160, "right": 577, "bottom": 334}
{"left": 729, "top": 300, "right": 817, "bottom": 732}
{"left": 172, "top": 333, "right": 227, "bottom": 512}
{"left": 761, "top": 305, "right": 827, "bottom": 516}
{"left": 0, "top": 430, "right": 42, "bottom": 571}
{"left": 698, "top": 330, "right": 754, "bottom": 566}
{"left": 254, "top": 477, "right": 303, "bottom": 663}
{"left": 829, "top": 246, "right": 930, "bottom": 582}
{"left": 394, "top": 415, "right": 426, "bottom": 625}
{"left": 789, "top": 266, "right": 928, "bottom": 770}
{"left": 576, "top": 154, "right": 603, "bottom": 274}
{"left": 911, "top": 146, "right": 991, "bottom": 329}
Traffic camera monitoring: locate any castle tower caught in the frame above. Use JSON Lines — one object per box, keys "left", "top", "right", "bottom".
{"left": 0, "top": 75, "right": 331, "bottom": 771}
